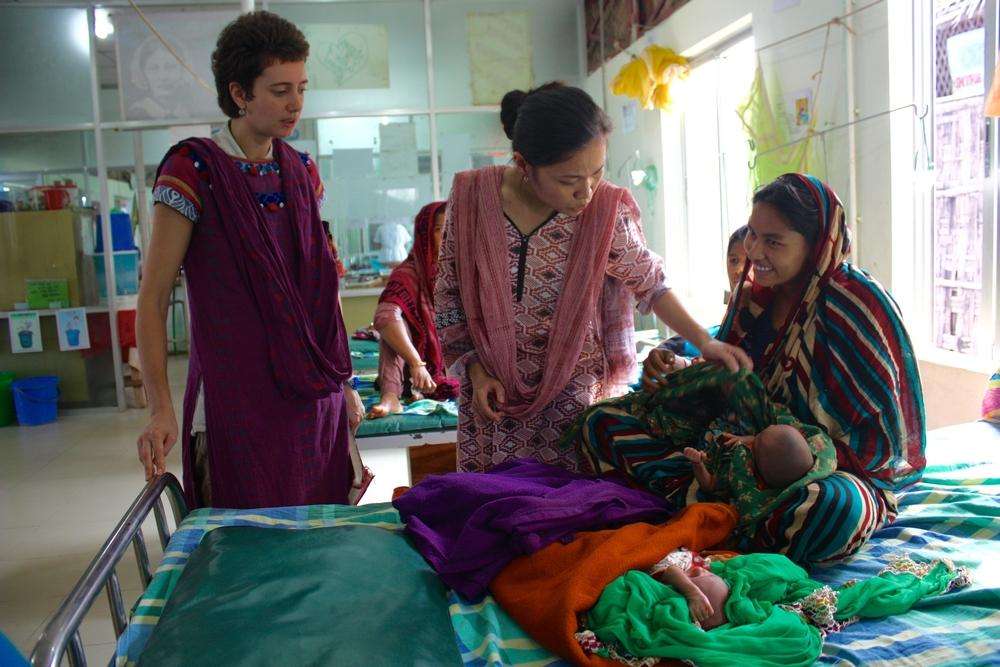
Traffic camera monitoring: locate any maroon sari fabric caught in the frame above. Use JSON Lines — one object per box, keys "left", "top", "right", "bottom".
{"left": 158, "top": 137, "right": 353, "bottom": 509}
{"left": 378, "top": 201, "right": 458, "bottom": 399}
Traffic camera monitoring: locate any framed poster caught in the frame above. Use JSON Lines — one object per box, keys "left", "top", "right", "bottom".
{"left": 9, "top": 311, "right": 42, "bottom": 354}
{"left": 301, "top": 24, "right": 390, "bottom": 90}
{"left": 468, "top": 12, "right": 533, "bottom": 106}
{"left": 56, "top": 308, "right": 91, "bottom": 352}
{"left": 114, "top": 9, "right": 237, "bottom": 121}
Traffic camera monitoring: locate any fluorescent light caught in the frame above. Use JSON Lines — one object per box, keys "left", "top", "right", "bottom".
{"left": 95, "top": 8, "right": 114, "bottom": 40}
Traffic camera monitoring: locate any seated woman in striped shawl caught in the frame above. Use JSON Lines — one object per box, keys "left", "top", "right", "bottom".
{"left": 568, "top": 174, "right": 926, "bottom": 564}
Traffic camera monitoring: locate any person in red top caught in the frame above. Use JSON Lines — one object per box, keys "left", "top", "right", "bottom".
{"left": 136, "top": 11, "right": 366, "bottom": 508}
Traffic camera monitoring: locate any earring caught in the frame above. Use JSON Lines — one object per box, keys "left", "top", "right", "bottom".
{"left": 238, "top": 108, "right": 246, "bottom": 117}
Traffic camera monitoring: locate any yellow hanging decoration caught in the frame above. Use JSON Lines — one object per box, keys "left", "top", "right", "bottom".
{"left": 611, "top": 56, "right": 655, "bottom": 108}
{"left": 644, "top": 44, "right": 688, "bottom": 82}
{"left": 610, "top": 44, "right": 689, "bottom": 111}
{"left": 650, "top": 83, "right": 672, "bottom": 111}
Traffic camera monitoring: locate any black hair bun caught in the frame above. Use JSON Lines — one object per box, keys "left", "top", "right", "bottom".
{"left": 500, "top": 89, "right": 528, "bottom": 140}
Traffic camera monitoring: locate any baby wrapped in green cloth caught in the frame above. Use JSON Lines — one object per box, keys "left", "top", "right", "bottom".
{"left": 578, "top": 551, "right": 971, "bottom": 667}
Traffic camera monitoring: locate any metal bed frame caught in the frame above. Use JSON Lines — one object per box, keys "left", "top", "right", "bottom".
{"left": 29, "top": 474, "right": 189, "bottom": 667}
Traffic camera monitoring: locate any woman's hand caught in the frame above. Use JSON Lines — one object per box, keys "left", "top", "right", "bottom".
{"left": 137, "top": 410, "right": 178, "bottom": 481}
{"left": 345, "top": 386, "right": 365, "bottom": 433}
{"left": 410, "top": 363, "right": 437, "bottom": 394}
{"left": 641, "top": 348, "right": 691, "bottom": 391}
{"left": 469, "top": 362, "right": 505, "bottom": 422}
{"left": 698, "top": 339, "right": 753, "bottom": 373}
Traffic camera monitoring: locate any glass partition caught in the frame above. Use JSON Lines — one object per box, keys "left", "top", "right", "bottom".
{"left": 275, "top": 1, "right": 429, "bottom": 114}
{"left": 312, "top": 115, "right": 434, "bottom": 286}
{"left": 0, "top": 0, "right": 586, "bottom": 409}
{"left": 0, "top": 7, "right": 94, "bottom": 130}
{"left": 436, "top": 111, "right": 510, "bottom": 199}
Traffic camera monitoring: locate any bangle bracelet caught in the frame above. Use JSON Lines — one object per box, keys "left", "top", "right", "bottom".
{"left": 410, "top": 361, "right": 427, "bottom": 368}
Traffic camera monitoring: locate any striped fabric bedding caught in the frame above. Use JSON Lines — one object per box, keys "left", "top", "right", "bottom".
{"left": 113, "top": 422, "right": 999, "bottom": 667}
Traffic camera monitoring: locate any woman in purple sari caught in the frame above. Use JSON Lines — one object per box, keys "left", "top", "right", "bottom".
{"left": 136, "top": 12, "right": 365, "bottom": 509}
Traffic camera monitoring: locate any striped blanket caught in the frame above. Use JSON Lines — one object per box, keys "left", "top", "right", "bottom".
{"left": 113, "top": 422, "right": 999, "bottom": 667}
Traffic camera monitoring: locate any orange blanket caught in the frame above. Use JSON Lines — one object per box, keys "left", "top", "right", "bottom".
{"left": 490, "top": 503, "right": 739, "bottom": 666}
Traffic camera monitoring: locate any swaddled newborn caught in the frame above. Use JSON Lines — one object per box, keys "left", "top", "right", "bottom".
{"left": 649, "top": 549, "right": 729, "bottom": 629}
{"left": 684, "top": 423, "right": 814, "bottom": 492}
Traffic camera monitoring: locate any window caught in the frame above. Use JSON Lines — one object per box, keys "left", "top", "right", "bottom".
{"left": 925, "top": 0, "right": 997, "bottom": 359}
{"left": 666, "top": 33, "right": 756, "bottom": 323}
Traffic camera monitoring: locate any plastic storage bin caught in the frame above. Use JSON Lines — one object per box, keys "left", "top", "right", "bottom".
{"left": 92, "top": 250, "right": 140, "bottom": 298}
{"left": 94, "top": 212, "right": 137, "bottom": 252}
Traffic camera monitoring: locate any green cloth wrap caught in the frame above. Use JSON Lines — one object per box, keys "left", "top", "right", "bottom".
{"left": 586, "top": 552, "right": 968, "bottom": 667}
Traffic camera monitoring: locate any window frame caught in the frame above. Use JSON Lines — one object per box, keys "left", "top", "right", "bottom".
{"left": 909, "top": 0, "right": 1000, "bottom": 369}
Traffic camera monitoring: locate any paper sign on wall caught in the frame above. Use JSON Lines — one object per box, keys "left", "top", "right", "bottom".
{"left": 56, "top": 308, "right": 91, "bottom": 352}
{"left": 947, "top": 28, "right": 985, "bottom": 93}
{"left": 302, "top": 24, "right": 390, "bottom": 90}
{"left": 9, "top": 311, "right": 42, "bottom": 354}
{"left": 25, "top": 279, "right": 69, "bottom": 309}
{"left": 622, "top": 100, "right": 638, "bottom": 134}
{"left": 784, "top": 88, "right": 813, "bottom": 138}
{"left": 468, "top": 12, "right": 533, "bottom": 106}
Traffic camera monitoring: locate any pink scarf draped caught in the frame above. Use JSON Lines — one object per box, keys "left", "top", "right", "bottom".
{"left": 450, "top": 166, "right": 639, "bottom": 419}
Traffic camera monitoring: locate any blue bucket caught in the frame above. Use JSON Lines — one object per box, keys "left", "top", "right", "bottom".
{"left": 11, "top": 376, "right": 59, "bottom": 426}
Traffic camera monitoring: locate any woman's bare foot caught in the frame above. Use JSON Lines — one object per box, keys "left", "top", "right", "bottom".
{"left": 367, "top": 394, "right": 403, "bottom": 419}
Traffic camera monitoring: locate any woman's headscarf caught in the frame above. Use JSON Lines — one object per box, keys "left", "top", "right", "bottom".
{"left": 379, "top": 202, "right": 459, "bottom": 399}
{"left": 717, "top": 174, "right": 926, "bottom": 492}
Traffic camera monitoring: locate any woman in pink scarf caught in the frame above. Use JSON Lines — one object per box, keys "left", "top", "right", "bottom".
{"left": 434, "top": 82, "right": 750, "bottom": 472}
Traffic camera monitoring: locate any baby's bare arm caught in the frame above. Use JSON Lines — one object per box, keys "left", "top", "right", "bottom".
{"left": 683, "top": 447, "right": 716, "bottom": 491}
{"left": 653, "top": 565, "right": 701, "bottom": 599}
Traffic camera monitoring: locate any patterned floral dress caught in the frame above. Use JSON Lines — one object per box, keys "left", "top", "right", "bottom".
{"left": 434, "top": 200, "right": 669, "bottom": 472}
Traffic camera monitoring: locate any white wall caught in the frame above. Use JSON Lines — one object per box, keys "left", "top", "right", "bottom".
{"left": 586, "top": 0, "right": 901, "bottom": 310}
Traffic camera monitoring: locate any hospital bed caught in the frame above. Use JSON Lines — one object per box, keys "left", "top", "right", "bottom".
{"left": 349, "top": 336, "right": 459, "bottom": 481}
{"left": 28, "top": 419, "right": 999, "bottom": 665}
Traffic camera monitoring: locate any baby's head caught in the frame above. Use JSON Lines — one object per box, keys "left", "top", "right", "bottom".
{"left": 754, "top": 424, "right": 813, "bottom": 488}
{"left": 689, "top": 568, "right": 729, "bottom": 629}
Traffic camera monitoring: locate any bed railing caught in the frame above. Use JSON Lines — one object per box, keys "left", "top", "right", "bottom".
{"left": 29, "top": 473, "right": 189, "bottom": 667}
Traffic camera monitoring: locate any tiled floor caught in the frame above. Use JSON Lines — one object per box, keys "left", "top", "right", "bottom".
{"left": 0, "top": 356, "right": 408, "bottom": 663}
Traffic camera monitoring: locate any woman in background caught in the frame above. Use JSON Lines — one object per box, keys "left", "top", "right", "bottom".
{"left": 369, "top": 201, "right": 458, "bottom": 418}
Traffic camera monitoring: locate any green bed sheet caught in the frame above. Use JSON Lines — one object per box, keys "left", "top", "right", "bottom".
{"left": 136, "top": 524, "right": 462, "bottom": 667}
{"left": 349, "top": 338, "right": 380, "bottom": 373}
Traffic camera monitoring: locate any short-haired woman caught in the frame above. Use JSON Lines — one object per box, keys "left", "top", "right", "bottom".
{"left": 434, "top": 82, "right": 750, "bottom": 473}
{"left": 136, "top": 11, "right": 365, "bottom": 509}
